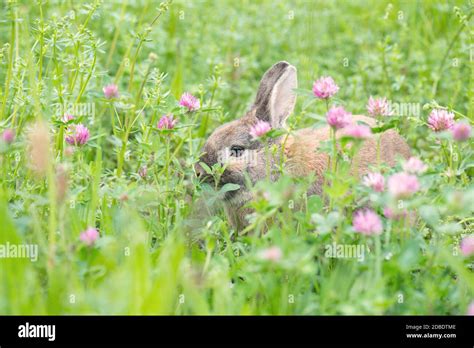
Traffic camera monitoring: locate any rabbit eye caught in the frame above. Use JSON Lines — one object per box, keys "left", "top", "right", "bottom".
{"left": 230, "top": 145, "right": 245, "bottom": 157}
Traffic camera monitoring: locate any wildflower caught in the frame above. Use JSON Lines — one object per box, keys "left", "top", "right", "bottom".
{"left": 326, "top": 106, "right": 352, "bottom": 130}
{"left": 62, "top": 114, "right": 74, "bottom": 123}
{"left": 250, "top": 120, "right": 271, "bottom": 138}
{"left": 345, "top": 124, "right": 372, "bottom": 139}
{"left": 138, "top": 165, "right": 147, "bottom": 179}
{"left": 383, "top": 207, "right": 408, "bottom": 221}
{"left": 367, "top": 96, "right": 392, "bottom": 117}
{"left": 352, "top": 209, "right": 383, "bottom": 236}
{"left": 80, "top": 227, "right": 99, "bottom": 247}
{"left": 259, "top": 246, "right": 282, "bottom": 262}
{"left": 2, "top": 129, "right": 15, "bottom": 144}
{"left": 363, "top": 172, "right": 385, "bottom": 192}
{"left": 388, "top": 172, "right": 420, "bottom": 198}
{"left": 103, "top": 84, "right": 119, "bottom": 99}
{"left": 451, "top": 122, "right": 472, "bottom": 142}
{"left": 157, "top": 114, "right": 177, "bottom": 130}
{"left": 65, "top": 124, "right": 90, "bottom": 146}
{"left": 312, "top": 76, "right": 339, "bottom": 99}
{"left": 179, "top": 92, "right": 200, "bottom": 112}
{"left": 460, "top": 236, "right": 474, "bottom": 257}
{"left": 402, "top": 157, "right": 427, "bottom": 175}
{"left": 427, "top": 109, "right": 454, "bottom": 132}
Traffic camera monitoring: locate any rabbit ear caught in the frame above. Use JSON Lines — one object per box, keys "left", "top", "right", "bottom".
{"left": 252, "top": 61, "right": 297, "bottom": 128}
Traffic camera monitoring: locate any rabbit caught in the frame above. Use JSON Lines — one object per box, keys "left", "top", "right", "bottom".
{"left": 195, "top": 61, "right": 411, "bottom": 231}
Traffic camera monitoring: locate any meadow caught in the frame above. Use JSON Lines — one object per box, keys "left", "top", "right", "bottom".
{"left": 0, "top": 0, "right": 473, "bottom": 315}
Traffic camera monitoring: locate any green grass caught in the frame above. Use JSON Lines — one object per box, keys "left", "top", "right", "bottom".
{"left": 0, "top": 0, "right": 473, "bottom": 314}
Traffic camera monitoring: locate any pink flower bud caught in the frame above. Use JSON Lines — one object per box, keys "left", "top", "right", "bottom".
{"left": 259, "top": 246, "right": 282, "bottom": 262}
{"left": 80, "top": 227, "right": 99, "bottom": 247}
{"left": 312, "top": 76, "right": 339, "bottom": 99}
{"left": 326, "top": 106, "right": 352, "bottom": 130}
{"left": 2, "top": 129, "right": 15, "bottom": 144}
{"left": 179, "top": 92, "right": 200, "bottom": 112}
{"left": 138, "top": 165, "right": 147, "bottom": 179}
{"left": 451, "top": 122, "right": 471, "bottom": 142}
{"left": 427, "top": 109, "right": 454, "bottom": 132}
{"left": 62, "top": 114, "right": 75, "bottom": 123}
{"left": 352, "top": 209, "right": 383, "bottom": 236}
{"left": 249, "top": 120, "right": 271, "bottom": 138}
{"left": 402, "top": 157, "right": 427, "bottom": 175}
{"left": 363, "top": 172, "right": 385, "bottom": 192}
{"left": 65, "top": 124, "right": 90, "bottom": 146}
{"left": 103, "top": 84, "right": 119, "bottom": 99}
{"left": 367, "top": 96, "right": 392, "bottom": 117}
{"left": 388, "top": 172, "right": 420, "bottom": 199}
{"left": 345, "top": 124, "right": 372, "bottom": 139}
{"left": 383, "top": 207, "right": 408, "bottom": 221}
{"left": 157, "top": 114, "right": 177, "bottom": 130}
{"left": 460, "top": 236, "right": 474, "bottom": 257}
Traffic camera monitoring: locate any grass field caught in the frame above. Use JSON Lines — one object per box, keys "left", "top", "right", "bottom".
{"left": 0, "top": 0, "right": 473, "bottom": 314}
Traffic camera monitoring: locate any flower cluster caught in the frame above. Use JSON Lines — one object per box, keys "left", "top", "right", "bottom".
{"left": 402, "top": 157, "right": 427, "bottom": 175}
{"left": 367, "top": 96, "right": 392, "bottom": 117}
{"left": 65, "top": 124, "right": 90, "bottom": 146}
{"left": 451, "top": 122, "right": 471, "bottom": 142}
{"left": 345, "top": 124, "right": 371, "bottom": 139}
{"left": 157, "top": 114, "right": 177, "bottom": 130}
{"left": 427, "top": 109, "right": 454, "bottom": 132}
{"left": 2, "top": 129, "right": 15, "bottom": 144}
{"left": 179, "top": 92, "right": 200, "bottom": 112}
{"left": 312, "top": 76, "right": 339, "bottom": 99}
{"left": 326, "top": 106, "right": 352, "bottom": 130}
{"left": 80, "top": 227, "right": 99, "bottom": 247}
{"left": 353, "top": 209, "right": 383, "bottom": 235}
{"left": 250, "top": 120, "right": 272, "bottom": 138}
{"left": 363, "top": 172, "right": 385, "bottom": 192}
{"left": 388, "top": 172, "right": 420, "bottom": 199}
{"left": 103, "top": 84, "right": 119, "bottom": 99}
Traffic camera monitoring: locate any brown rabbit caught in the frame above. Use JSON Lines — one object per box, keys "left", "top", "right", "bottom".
{"left": 196, "top": 61, "right": 411, "bottom": 231}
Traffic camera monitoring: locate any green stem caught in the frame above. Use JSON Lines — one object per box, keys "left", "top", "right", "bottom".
{"left": 75, "top": 51, "right": 97, "bottom": 104}
{"left": 331, "top": 128, "right": 337, "bottom": 174}
{"left": 165, "top": 135, "right": 171, "bottom": 195}
{"left": 265, "top": 139, "right": 270, "bottom": 179}
{"left": 38, "top": 2, "right": 45, "bottom": 83}
{"left": 375, "top": 235, "right": 382, "bottom": 281}
{"left": 329, "top": 128, "right": 337, "bottom": 211}
{"left": 117, "top": 129, "right": 129, "bottom": 178}
{"left": 1, "top": 4, "right": 16, "bottom": 120}
{"left": 449, "top": 141, "right": 455, "bottom": 184}
{"left": 106, "top": 0, "right": 128, "bottom": 68}
{"left": 47, "top": 152, "right": 57, "bottom": 277}
{"left": 198, "top": 78, "right": 218, "bottom": 139}
{"left": 431, "top": 12, "right": 473, "bottom": 98}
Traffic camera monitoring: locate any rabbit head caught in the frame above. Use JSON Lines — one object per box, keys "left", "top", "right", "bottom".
{"left": 196, "top": 61, "right": 297, "bottom": 207}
